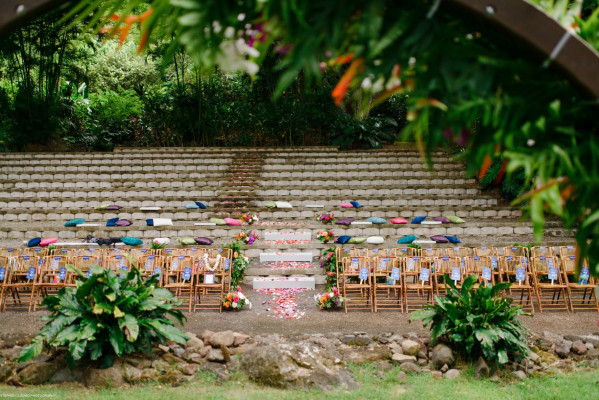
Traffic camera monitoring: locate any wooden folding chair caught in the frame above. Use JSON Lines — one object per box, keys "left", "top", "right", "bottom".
{"left": 499, "top": 255, "right": 535, "bottom": 314}
{"left": 164, "top": 248, "right": 187, "bottom": 257}
{"left": 402, "top": 256, "right": 435, "bottom": 312}
{"left": 0, "top": 256, "right": 10, "bottom": 311}
{"left": 21, "top": 247, "right": 48, "bottom": 257}
{"left": 531, "top": 246, "right": 556, "bottom": 258}
{"left": 422, "top": 247, "right": 443, "bottom": 258}
{"left": 560, "top": 254, "right": 598, "bottom": 312}
{"left": 465, "top": 256, "right": 496, "bottom": 287}
{"left": 2, "top": 256, "right": 40, "bottom": 312}
{"left": 473, "top": 246, "right": 499, "bottom": 257}
{"left": 185, "top": 247, "right": 206, "bottom": 258}
{"left": 393, "top": 247, "right": 420, "bottom": 258}
{"left": 444, "top": 247, "right": 471, "bottom": 258}
{"left": 76, "top": 247, "right": 102, "bottom": 258}
{"left": 163, "top": 255, "right": 195, "bottom": 312}
{"left": 372, "top": 256, "right": 402, "bottom": 312}
{"left": 0, "top": 248, "right": 19, "bottom": 258}
{"left": 70, "top": 255, "right": 103, "bottom": 284}
{"left": 340, "top": 256, "right": 373, "bottom": 312}
{"left": 531, "top": 256, "right": 569, "bottom": 312}
{"left": 130, "top": 248, "right": 153, "bottom": 261}
{"left": 336, "top": 247, "right": 356, "bottom": 282}
{"left": 193, "top": 254, "right": 225, "bottom": 312}
{"left": 367, "top": 248, "right": 391, "bottom": 258}
{"left": 31, "top": 255, "right": 71, "bottom": 311}
{"left": 559, "top": 245, "right": 577, "bottom": 258}
{"left": 104, "top": 254, "right": 131, "bottom": 277}
{"left": 433, "top": 256, "right": 463, "bottom": 295}
{"left": 137, "top": 254, "right": 164, "bottom": 281}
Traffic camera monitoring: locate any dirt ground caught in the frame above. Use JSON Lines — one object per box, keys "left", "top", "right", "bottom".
{"left": 0, "top": 286, "right": 597, "bottom": 339}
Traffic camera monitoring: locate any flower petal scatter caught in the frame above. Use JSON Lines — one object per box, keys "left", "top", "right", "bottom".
{"left": 263, "top": 261, "right": 314, "bottom": 270}
{"left": 256, "top": 288, "right": 309, "bottom": 320}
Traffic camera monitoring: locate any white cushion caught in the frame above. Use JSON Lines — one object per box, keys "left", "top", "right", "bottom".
{"left": 275, "top": 201, "right": 293, "bottom": 209}
{"left": 153, "top": 218, "right": 173, "bottom": 226}
{"left": 140, "top": 206, "right": 161, "bottom": 211}
{"left": 414, "top": 239, "right": 436, "bottom": 244}
{"left": 305, "top": 204, "right": 324, "bottom": 208}
{"left": 153, "top": 238, "right": 170, "bottom": 245}
{"left": 366, "top": 236, "right": 385, "bottom": 244}
{"left": 421, "top": 221, "right": 442, "bottom": 225}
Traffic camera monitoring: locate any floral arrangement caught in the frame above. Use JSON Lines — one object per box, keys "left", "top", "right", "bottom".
{"left": 222, "top": 241, "right": 250, "bottom": 288}
{"left": 316, "top": 230, "right": 335, "bottom": 243}
{"left": 314, "top": 287, "right": 346, "bottom": 310}
{"left": 222, "top": 288, "right": 252, "bottom": 310}
{"left": 235, "top": 230, "right": 259, "bottom": 244}
{"left": 315, "top": 212, "right": 336, "bottom": 224}
{"left": 151, "top": 240, "right": 166, "bottom": 250}
{"left": 319, "top": 247, "right": 337, "bottom": 290}
{"left": 240, "top": 212, "right": 260, "bottom": 225}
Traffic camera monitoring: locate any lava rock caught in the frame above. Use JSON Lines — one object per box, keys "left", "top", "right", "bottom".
{"left": 554, "top": 340, "right": 572, "bottom": 359}
{"left": 401, "top": 340, "right": 421, "bottom": 357}
{"left": 432, "top": 344, "right": 455, "bottom": 369}
{"left": 444, "top": 369, "right": 460, "bottom": 379}
{"left": 210, "top": 331, "right": 235, "bottom": 348}
{"left": 571, "top": 341, "right": 587, "bottom": 355}
{"left": 475, "top": 357, "right": 490, "bottom": 378}
{"left": 400, "top": 362, "right": 421, "bottom": 374}
{"left": 17, "top": 361, "right": 60, "bottom": 385}
{"left": 392, "top": 354, "right": 417, "bottom": 364}
{"left": 83, "top": 364, "right": 125, "bottom": 388}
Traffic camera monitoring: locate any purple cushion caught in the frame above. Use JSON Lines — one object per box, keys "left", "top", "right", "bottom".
{"left": 335, "top": 218, "right": 355, "bottom": 226}
{"left": 434, "top": 217, "right": 451, "bottom": 224}
{"left": 194, "top": 237, "right": 213, "bottom": 245}
{"left": 105, "top": 205, "right": 122, "bottom": 210}
{"left": 430, "top": 235, "right": 450, "bottom": 243}
{"left": 115, "top": 219, "right": 132, "bottom": 226}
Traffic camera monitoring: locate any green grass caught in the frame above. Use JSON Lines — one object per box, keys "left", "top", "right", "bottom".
{"left": 0, "top": 364, "right": 597, "bottom": 400}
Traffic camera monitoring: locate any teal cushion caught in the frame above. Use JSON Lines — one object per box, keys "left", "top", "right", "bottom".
{"left": 121, "top": 237, "right": 143, "bottom": 246}
{"left": 367, "top": 217, "right": 387, "bottom": 224}
{"left": 65, "top": 218, "right": 85, "bottom": 227}
{"left": 398, "top": 235, "right": 417, "bottom": 244}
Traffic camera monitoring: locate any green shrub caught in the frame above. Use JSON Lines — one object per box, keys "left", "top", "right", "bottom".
{"left": 19, "top": 262, "right": 188, "bottom": 368}
{"left": 410, "top": 274, "right": 530, "bottom": 366}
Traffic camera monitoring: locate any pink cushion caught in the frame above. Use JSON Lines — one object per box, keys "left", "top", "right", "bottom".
{"left": 340, "top": 203, "right": 353, "bottom": 208}
{"left": 224, "top": 218, "right": 242, "bottom": 226}
{"left": 40, "top": 238, "right": 58, "bottom": 246}
{"left": 390, "top": 218, "right": 408, "bottom": 224}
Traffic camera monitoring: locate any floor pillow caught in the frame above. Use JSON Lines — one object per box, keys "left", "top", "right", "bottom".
{"left": 335, "top": 217, "right": 355, "bottom": 226}
{"left": 195, "top": 237, "right": 213, "bottom": 245}
{"left": 350, "top": 201, "right": 362, "bottom": 208}
{"left": 264, "top": 202, "right": 277, "bottom": 208}
{"left": 397, "top": 235, "right": 417, "bottom": 244}
{"left": 411, "top": 216, "right": 426, "bottom": 224}
{"left": 178, "top": 237, "right": 196, "bottom": 245}
{"left": 121, "top": 237, "right": 143, "bottom": 246}
{"left": 430, "top": 235, "right": 450, "bottom": 243}
{"left": 421, "top": 221, "right": 442, "bottom": 225}
{"left": 185, "top": 203, "right": 200, "bottom": 209}
{"left": 27, "top": 237, "right": 42, "bottom": 247}
{"left": 446, "top": 215, "right": 466, "bottom": 224}
{"left": 210, "top": 218, "right": 227, "bottom": 225}
{"left": 106, "top": 217, "right": 119, "bottom": 227}
{"left": 275, "top": 201, "right": 293, "bottom": 208}
{"left": 105, "top": 205, "right": 122, "bottom": 210}
{"left": 224, "top": 218, "right": 242, "bottom": 226}
{"left": 65, "top": 218, "right": 85, "bottom": 227}
{"left": 348, "top": 237, "right": 367, "bottom": 244}
{"left": 367, "top": 217, "right": 387, "bottom": 224}
{"left": 195, "top": 202, "right": 208, "bottom": 209}
{"left": 434, "top": 217, "right": 451, "bottom": 223}
{"left": 40, "top": 238, "right": 58, "bottom": 246}
{"left": 390, "top": 218, "right": 408, "bottom": 224}
{"left": 153, "top": 238, "right": 170, "bottom": 245}
{"left": 336, "top": 235, "right": 351, "bottom": 244}
{"left": 94, "top": 203, "right": 110, "bottom": 210}
{"left": 340, "top": 203, "right": 353, "bottom": 208}
{"left": 366, "top": 236, "right": 384, "bottom": 244}
{"left": 152, "top": 218, "right": 173, "bottom": 227}
{"left": 444, "top": 236, "right": 462, "bottom": 243}
{"left": 115, "top": 219, "right": 132, "bottom": 227}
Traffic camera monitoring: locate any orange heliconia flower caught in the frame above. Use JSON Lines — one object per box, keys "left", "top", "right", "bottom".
{"left": 479, "top": 154, "right": 493, "bottom": 180}
{"left": 331, "top": 58, "right": 364, "bottom": 106}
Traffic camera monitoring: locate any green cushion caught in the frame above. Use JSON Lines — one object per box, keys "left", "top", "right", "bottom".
{"left": 121, "top": 237, "right": 143, "bottom": 246}
{"left": 64, "top": 218, "right": 85, "bottom": 227}
{"left": 264, "top": 203, "right": 277, "bottom": 209}
{"left": 210, "top": 218, "right": 227, "bottom": 225}
{"left": 348, "top": 237, "right": 367, "bottom": 244}
{"left": 94, "top": 203, "right": 111, "bottom": 210}
{"left": 178, "top": 237, "right": 196, "bottom": 245}
{"left": 446, "top": 215, "right": 466, "bottom": 224}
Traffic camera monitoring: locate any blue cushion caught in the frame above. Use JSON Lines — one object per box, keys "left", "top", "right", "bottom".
{"left": 27, "top": 237, "right": 42, "bottom": 247}
{"left": 146, "top": 219, "right": 154, "bottom": 226}
{"left": 65, "top": 218, "right": 85, "bottom": 227}
{"left": 195, "top": 202, "right": 207, "bottom": 209}
{"left": 106, "top": 217, "right": 119, "bottom": 227}
{"left": 350, "top": 201, "right": 362, "bottom": 209}
{"left": 121, "top": 237, "right": 143, "bottom": 246}
{"left": 397, "top": 235, "right": 417, "bottom": 244}
{"left": 411, "top": 216, "right": 426, "bottom": 224}
{"left": 336, "top": 235, "right": 351, "bottom": 244}
{"left": 185, "top": 203, "right": 199, "bottom": 209}
{"left": 367, "top": 217, "right": 387, "bottom": 224}
{"left": 444, "top": 236, "right": 462, "bottom": 243}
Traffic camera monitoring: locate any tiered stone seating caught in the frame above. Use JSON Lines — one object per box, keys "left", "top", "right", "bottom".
{"left": 0, "top": 146, "right": 575, "bottom": 286}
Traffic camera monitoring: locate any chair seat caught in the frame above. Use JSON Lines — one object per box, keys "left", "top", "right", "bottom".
{"left": 566, "top": 283, "right": 595, "bottom": 289}
{"left": 537, "top": 283, "right": 567, "bottom": 289}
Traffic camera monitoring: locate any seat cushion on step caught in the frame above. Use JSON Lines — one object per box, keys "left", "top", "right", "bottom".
{"left": 185, "top": 203, "right": 200, "bottom": 209}
{"left": 121, "top": 236, "right": 143, "bottom": 246}
{"left": 444, "top": 236, "right": 461, "bottom": 243}
{"left": 421, "top": 220, "right": 442, "bottom": 225}
{"left": 178, "top": 237, "right": 196, "bottom": 245}
{"left": 115, "top": 219, "right": 132, "bottom": 226}
{"left": 397, "top": 235, "right": 417, "bottom": 244}
{"left": 153, "top": 238, "right": 170, "bottom": 245}
{"left": 350, "top": 201, "right": 363, "bottom": 208}
{"left": 336, "top": 235, "right": 351, "bottom": 244}
{"left": 430, "top": 235, "right": 450, "bottom": 243}
{"left": 411, "top": 216, "right": 426, "bottom": 224}
{"left": 194, "top": 237, "right": 213, "bottom": 245}
{"left": 210, "top": 218, "right": 227, "bottom": 225}
{"left": 107, "top": 217, "right": 119, "bottom": 227}
{"left": 105, "top": 205, "right": 122, "bottom": 210}
{"left": 446, "top": 215, "right": 466, "bottom": 224}
{"left": 264, "top": 202, "right": 277, "bottom": 208}
{"left": 94, "top": 203, "right": 110, "bottom": 210}
{"left": 390, "top": 218, "right": 408, "bottom": 224}
{"left": 40, "top": 238, "right": 58, "bottom": 246}
{"left": 434, "top": 217, "right": 451, "bottom": 223}
{"left": 367, "top": 216, "right": 387, "bottom": 224}
{"left": 275, "top": 201, "right": 293, "bottom": 208}
{"left": 224, "top": 218, "right": 242, "bottom": 226}
{"left": 152, "top": 218, "right": 173, "bottom": 227}
{"left": 366, "top": 236, "right": 385, "bottom": 244}
{"left": 195, "top": 201, "right": 207, "bottom": 209}
{"left": 27, "top": 237, "right": 42, "bottom": 247}
{"left": 64, "top": 218, "right": 85, "bottom": 227}
{"left": 348, "top": 237, "right": 367, "bottom": 244}
{"left": 335, "top": 217, "right": 355, "bottom": 226}
{"left": 340, "top": 203, "right": 353, "bottom": 208}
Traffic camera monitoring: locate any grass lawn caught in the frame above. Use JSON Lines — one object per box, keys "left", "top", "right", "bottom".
{"left": 0, "top": 364, "right": 597, "bottom": 400}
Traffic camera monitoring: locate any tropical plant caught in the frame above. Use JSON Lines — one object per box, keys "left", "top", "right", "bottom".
{"left": 407, "top": 243, "right": 422, "bottom": 251}
{"left": 222, "top": 241, "right": 250, "bottom": 289}
{"left": 18, "top": 262, "right": 188, "bottom": 368}
{"left": 410, "top": 275, "right": 530, "bottom": 366}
